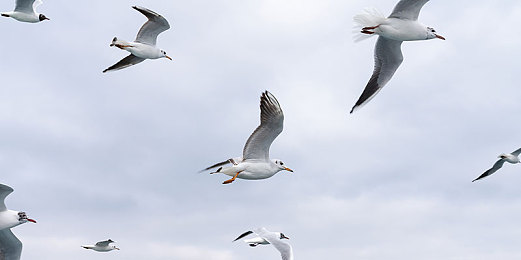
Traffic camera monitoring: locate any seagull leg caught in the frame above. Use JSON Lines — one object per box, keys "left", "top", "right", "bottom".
{"left": 362, "top": 25, "right": 380, "bottom": 30}
{"left": 222, "top": 171, "right": 243, "bottom": 184}
{"left": 361, "top": 25, "right": 379, "bottom": 34}
{"left": 115, "top": 44, "right": 133, "bottom": 49}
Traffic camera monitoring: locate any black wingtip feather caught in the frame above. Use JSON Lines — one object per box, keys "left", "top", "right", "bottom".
{"left": 233, "top": 231, "right": 253, "bottom": 242}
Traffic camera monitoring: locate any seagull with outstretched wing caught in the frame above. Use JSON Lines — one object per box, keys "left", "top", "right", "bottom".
{"left": 201, "top": 91, "right": 293, "bottom": 184}
{"left": 473, "top": 148, "right": 521, "bottom": 182}
{"left": 103, "top": 6, "right": 172, "bottom": 73}
{"left": 350, "top": 0, "right": 445, "bottom": 113}
{"left": 1, "top": 0, "right": 49, "bottom": 23}
{"left": 82, "top": 239, "right": 120, "bottom": 252}
{"left": 233, "top": 227, "right": 293, "bottom": 260}
{"left": 0, "top": 184, "right": 37, "bottom": 260}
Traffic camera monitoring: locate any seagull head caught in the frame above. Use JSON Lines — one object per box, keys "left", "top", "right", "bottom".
{"left": 18, "top": 211, "right": 36, "bottom": 224}
{"left": 426, "top": 27, "right": 445, "bottom": 40}
{"left": 39, "top": 14, "right": 50, "bottom": 21}
{"left": 160, "top": 50, "right": 172, "bottom": 61}
{"left": 272, "top": 159, "right": 293, "bottom": 173}
{"left": 279, "top": 233, "right": 290, "bottom": 240}
{"left": 498, "top": 153, "right": 508, "bottom": 159}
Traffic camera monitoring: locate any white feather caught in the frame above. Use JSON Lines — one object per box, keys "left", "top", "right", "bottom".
{"left": 353, "top": 8, "right": 386, "bottom": 42}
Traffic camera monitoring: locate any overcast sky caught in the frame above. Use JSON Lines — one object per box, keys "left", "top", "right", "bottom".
{"left": 2, "top": 0, "right": 521, "bottom": 259}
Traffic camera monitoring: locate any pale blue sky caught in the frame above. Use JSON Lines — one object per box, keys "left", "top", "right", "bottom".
{"left": 1, "top": 0, "right": 521, "bottom": 259}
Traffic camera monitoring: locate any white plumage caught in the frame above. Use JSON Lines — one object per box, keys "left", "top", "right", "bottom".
{"left": 202, "top": 91, "right": 293, "bottom": 184}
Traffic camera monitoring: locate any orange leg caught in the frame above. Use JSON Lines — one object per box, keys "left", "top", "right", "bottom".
{"left": 115, "top": 44, "right": 132, "bottom": 49}
{"left": 362, "top": 25, "right": 380, "bottom": 30}
{"left": 222, "top": 171, "right": 243, "bottom": 184}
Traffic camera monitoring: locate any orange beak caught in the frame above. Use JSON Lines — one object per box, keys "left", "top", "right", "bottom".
{"left": 165, "top": 55, "right": 172, "bottom": 60}
{"left": 285, "top": 167, "right": 293, "bottom": 172}
{"left": 435, "top": 34, "right": 445, "bottom": 40}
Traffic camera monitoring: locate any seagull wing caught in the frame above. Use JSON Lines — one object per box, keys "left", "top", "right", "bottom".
{"left": 243, "top": 91, "right": 284, "bottom": 161}
{"left": 133, "top": 6, "right": 170, "bottom": 46}
{"left": 233, "top": 231, "right": 253, "bottom": 242}
{"left": 472, "top": 159, "right": 506, "bottom": 182}
{"left": 389, "top": 0, "right": 430, "bottom": 20}
{"left": 510, "top": 148, "right": 521, "bottom": 156}
{"left": 0, "top": 229, "right": 22, "bottom": 260}
{"left": 351, "top": 37, "right": 403, "bottom": 113}
{"left": 14, "top": 0, "right": 36, "bottom": 13}
{"left": 0, "top": 184, "right": 14, "bottom": 212}
{"left": 255, "top": 228, "right": 293, "bottom": 260}
{"left": 95, "top": 239, "right": 114, "bottom": 247}
{"left": 103, "top": 54, "right": 145, "bottom": 73}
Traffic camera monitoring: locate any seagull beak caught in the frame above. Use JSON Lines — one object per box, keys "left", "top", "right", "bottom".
{"left": 27, "top": 218, "right": 37, "bottom": 223}
{"left": 435, "top": 34, "right": 445, "bottom": 40}
{"left": 165, "top": 55, "right": 172, "bottom": 60}
{"left": 115, "top": 247, "right": 120, "bottom": 250}
{"left": 284, "top": 167, "right": 293, "bottom": 172}
{"left": 45, "top": 17, "right": 50, "bottom": 20}
{"left": 281, "top": 235, "right": 290, "bottom": 239}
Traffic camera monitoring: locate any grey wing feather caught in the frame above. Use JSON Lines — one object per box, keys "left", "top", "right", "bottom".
{"left": 351, "top": 37, "right": 403, "bottom": 113}
{"left": 0, "top": 184, "right": 14, "bottom": 212}
{"left": 95, "top": 239, "right": 113, "bottom": 247}
{"left": 389, "top": 0, "right": 429, "bottom": 20}
{"left": 255, "top": 228, "right": 293, "bottom": 260}
{"left": 511, "top": 148, "right": 521, "bottom": 156}
{"left": 243, "top": 91, "right": 284, "bottom": 161}
{"left": 472, "top": 159, "right": 506, "bottom": 182}
{"left": 133, "top": 6, "right": 170, "bottom": 46}
{"left": 14, "top": 0, "right": 35, "bottom": 13}
{"left": 103, "top": 54, "right": 145, "bottom": 73}
{"left": 233, "top": 231, "right": 253, "bottom": 242}
{"left": 0, "top": 229, "right": 22, "bottom": 260}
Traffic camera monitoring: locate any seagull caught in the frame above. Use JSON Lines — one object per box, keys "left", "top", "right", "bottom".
{"left": 103, "top": 6, "right": 171, "bottom": 73}
{"left": 472, "top": 148, "right": 521, "bottom": 182}
{"left": 350, "top": 0, "right": 445, "bottom": 113}
{"left": 82, "top": 239, "right": 120, "bottom": 252}
{"left": 0, "top": 184, "right": 37, "bottom": 260}
{"left": 1, "top": 0, "right": 49, "bottom": 23}
{"left": 233, "top": 227, "right": 293, "bottom": 260}
{"left": 201, "top": 91, "right": 293, "bottom": 184}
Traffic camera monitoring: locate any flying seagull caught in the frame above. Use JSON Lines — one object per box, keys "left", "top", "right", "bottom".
{"left": 82, "top": 239, "right": 120, "bottom": 252}
{"left": 201, "top": 91, "right": 293, "bottom": 184}
{"left": 234, "top": 227, "right": 293, "bottom": 260}
{"left": 1, "top": 0, "right": 49, "bottom": 23}
{"left": 472, "top": 148, "right": 521, "bottom": 182}
{"left": 0, "top": 184, "right": 37, "bottom": 260}
{"left": 103, "top": 6, "right": 171, "bottom": 73}
{"left": 350, "top": 0, "right": 445, "bottom": 113}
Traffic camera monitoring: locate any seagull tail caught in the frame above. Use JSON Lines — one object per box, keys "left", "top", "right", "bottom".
{"left": 1, "top": 13, "right": 9, "bottom": 17}
{"left": 353, "top": 8, "right": 385, "bottom": 42}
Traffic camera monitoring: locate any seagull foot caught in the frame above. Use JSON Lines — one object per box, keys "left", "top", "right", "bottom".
{"left": 222, "top": 179, "right": 235, "bottom": 184}
{"left": 115, "top": 44, "right": 132, "bottom": 49}
{"left": 362, "top": 25, "right": 380, "bottom": 30}
{"left": 222, "top": 171, "right": 242, "bottom": 184}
